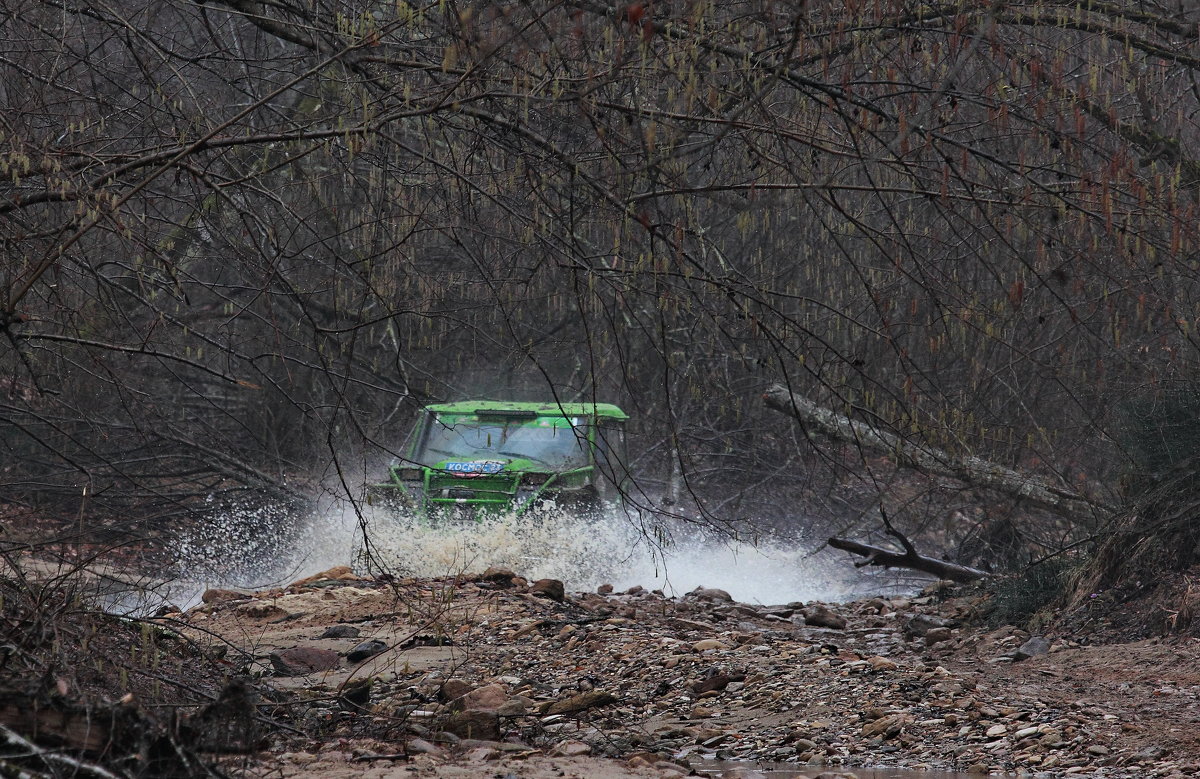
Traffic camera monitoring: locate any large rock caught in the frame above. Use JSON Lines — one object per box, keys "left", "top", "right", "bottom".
{"left": 440, "top": 678, "right": 473, "bottom": 702}
{"left": 682, "top": 587, "right": 734, "bottom": 603}
{"left": 861, "top": 713, "right": 910, "bottom": 738}
{"left": 478, "top": 566, "right": 518, "bottom": 586}
{"left": 442, "top": 710, "right": 500, "bottom": 740}
{"left": 269, "top": 647, "right": 340, "bottom": 676}
{"left": 1011, "top": 635, "right": 1051, "bottom": 660}
{"left": 924, "top": 626, "right": 953, "bottom": 645}
{"left": 550, "top": 741, "right": 592, "bottom": 756}
{"left": 529, "top": 578, "right": 565, "bottom": 602}
{"left": 346, "top": 639, "right": 387, "bottom": 663}
{"left": 802, "top": 604, "right": 848, "bottom": 630}
{"left": 455, "top": 683, "right": 509, "bottom": 712}
{"left": 904, "top": 613, "right": 951, "bottom": 637}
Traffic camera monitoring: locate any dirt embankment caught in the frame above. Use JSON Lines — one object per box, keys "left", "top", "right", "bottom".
{"left": 135, "top": 565, "right": 1199, "bottom": 779}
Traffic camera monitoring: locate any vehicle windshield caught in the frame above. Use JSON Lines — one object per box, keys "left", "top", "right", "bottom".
{"left": 418, "top": 414, "right": 590, "bottom": 469}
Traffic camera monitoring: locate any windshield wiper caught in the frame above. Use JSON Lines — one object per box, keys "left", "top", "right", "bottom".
{"left": 497, "top": 450, "right": 551, "bottom": 465}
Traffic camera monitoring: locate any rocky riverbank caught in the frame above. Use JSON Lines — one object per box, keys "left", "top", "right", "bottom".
{"left": 170, "top": 566, "right": 1200, "bottom": 778}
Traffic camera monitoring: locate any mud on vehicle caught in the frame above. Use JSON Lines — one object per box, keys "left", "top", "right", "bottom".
{"left": 367, "top": 400, "right": 630, "bottom": 520}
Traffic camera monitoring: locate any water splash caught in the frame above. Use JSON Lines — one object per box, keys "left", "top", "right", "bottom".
{"left": 132, "top": 496, "right": 915, "bottom": 617}
{"left": 355, "top": 502, "right": 907, "bottom": 604}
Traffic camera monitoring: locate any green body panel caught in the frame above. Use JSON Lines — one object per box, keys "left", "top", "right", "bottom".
{"left": 370, "top": 400, "right": 628, "bottom": 520}
{"left": 423, "top": 399, "right": 628, "bottom": 420}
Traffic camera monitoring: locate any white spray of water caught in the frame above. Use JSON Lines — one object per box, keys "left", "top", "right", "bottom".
{"left": 135, "top": 497, "right": 914, "bottom": 616}
{"left": 354, "top": 502, "right": 906, "bottom": 604}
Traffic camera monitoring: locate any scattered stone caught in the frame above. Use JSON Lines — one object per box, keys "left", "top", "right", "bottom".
{"left": 455, "top": 683, "right": 508, "bottom": 712}
{"left": 512, "top": 619, "right": 549, "bottom": 638}
{"left": 1134, "top": 745, "right": 1169, "bottom": 761}
{"left": 346, "top": 639, "right": 387, "bottom": 663}
{"left": 478, "top": 566, "right": 518, "bottom": 585}
{"left": 529, "top": 578, "right": 565, "bottom": 602}
{"left": 550, "top": 740, "right": 592, "bottom": 756}
{"left": 861, "top": 713, "right": 909, "bottom": 738}
{"left": 406, "top": 738, "right": 440, "bottom": 754}
{"left": 691, "top": 672, "right": 746, "bottom": 694}
{"left": 803, "top": 604, "right": 848, "bottom": 630}
{"left": 440, "top": 678, "right": 472, "bottom": 702}
{"left": 539, "top": 690, "right": 618, "bottom": 715}
{"left": 462, "top": 745, "right": 500, "bottom": 761}
{"left": 682, "top": 587, "right": 734, "bottom": 603}
{"left": 203, "top": 563, "right": 1177, "bottom": 778}
{"left": 442, "top": 710, "right": 500, "bottom": 740}
{"left": 236, "top": 602, "right": 288, "bottom": 620}
{"left": 318, "top": 624, "right": 361, "bottom": 639}
{"left": 924, "top": 626, "right": 953, "bottom": 645}
{"left": 1011, "top": 635, "right": 1051, "bottom": 660}
{"left": 904, "top": 613, "right": 950, "bottom": 637}
{"left": 868, "top": 656, "right": 898, "bottom": 670}
{"left": 290, "top": 566, "right": 358, "bottom": 588}
{"left": 338, "top": 677, "right": 372, "bottom": 710}
{"left": 201, "top": 588, "right": 252, "bottom": 605}
{"left": 269, "top": 647, "right": 340, "bottom": 676}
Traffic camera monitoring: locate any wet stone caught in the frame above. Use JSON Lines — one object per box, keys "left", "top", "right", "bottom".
{"left": 442, "top": 710, "right": 500, "bottom": 740}
{"left": 904, "top": 613, "right": 950, "bottom": 637}
{"left": 925, "top": 626, "right": 953, "bottom": 645}
{"left": 683, "top": 587, "right": 734, "bottom": 603}
{"left": 455, "top": 683, "right": 508, "bottom": 712}
{"left": 318, "top": 624, "right": 361, "bottom": 639}
{"left": 529, "top": 578, "right": 565, "bottom": 602}
{"left": 803, "top": 604, "right": 848, "bottom": 630}
{"left": 1012, "top": 635, "right": 1052, "bottom": 660}
{"left": 201, "top": 588, "right": 253, "bottom": 605}
{"left": 269, "top": 647, "right": 340, "bottom": 676}
{"left": 347, "top": 639, "right": 387, "bottom": 663}
{"left": 539, "top": 690, "right": 618, "bottom": 716}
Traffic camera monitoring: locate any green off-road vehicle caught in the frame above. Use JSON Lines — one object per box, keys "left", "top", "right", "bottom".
{"left": 368, "top": 400, "right": 629, "bottom": 519}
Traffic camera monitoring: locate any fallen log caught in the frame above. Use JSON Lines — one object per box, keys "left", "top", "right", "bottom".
{"left": 827, "top": 508, "right": 991, "bottom": 582}
{"left": 763, "top": 383, "right": 1111, "bottom": 525}
{"left": 827, "top": 536, "right": 989, "bottom": 582}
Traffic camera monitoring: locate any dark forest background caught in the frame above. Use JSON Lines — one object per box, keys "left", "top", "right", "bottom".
{"left": 5, "top": 0, "right": 1200, "bottom": 581}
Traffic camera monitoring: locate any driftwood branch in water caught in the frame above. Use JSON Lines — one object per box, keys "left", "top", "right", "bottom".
{"left": 763, "top": 384, "right": 1110, "bottom": 525}
{"left": 827, "top": 536, "right": 990, "bottom": 582}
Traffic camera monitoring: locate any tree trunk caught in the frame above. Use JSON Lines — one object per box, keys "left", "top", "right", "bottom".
{"left": 763, "top": 384, "right": 1110, "bottom": 525}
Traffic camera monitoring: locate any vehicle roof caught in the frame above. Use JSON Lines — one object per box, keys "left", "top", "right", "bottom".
{"left": 426, "top": 399, "right": 629, "bottom": 420}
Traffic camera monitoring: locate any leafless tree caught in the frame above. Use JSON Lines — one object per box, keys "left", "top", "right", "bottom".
{"left": 2, "top": 0, "right": 1199, "bottom": 579}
